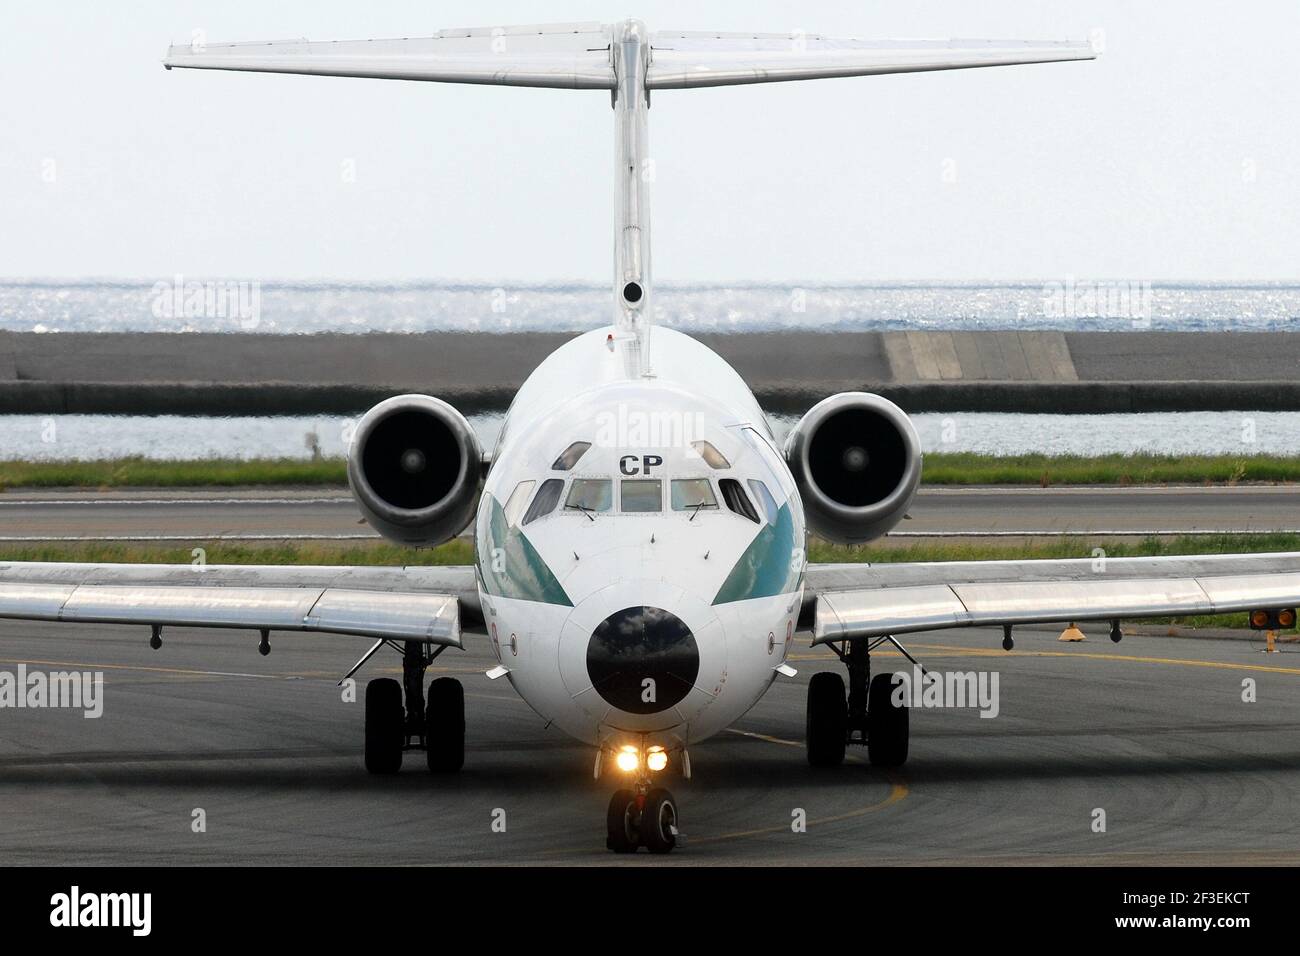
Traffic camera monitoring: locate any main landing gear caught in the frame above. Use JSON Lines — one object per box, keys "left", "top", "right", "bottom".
{"left": 807, "top": 636, "right": 914, "bottom": 768}
{"left": 363, "top": 639, "right": 464, "bottom": 774}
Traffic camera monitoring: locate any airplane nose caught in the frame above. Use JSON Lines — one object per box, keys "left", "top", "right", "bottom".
{"left": 587, "top": 606, "right": 700, "bottom": 714}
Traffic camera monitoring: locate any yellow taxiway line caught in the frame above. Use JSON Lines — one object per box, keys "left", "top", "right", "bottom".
{"left": 790, "top": 643, "right": 1300, "bottom": 677}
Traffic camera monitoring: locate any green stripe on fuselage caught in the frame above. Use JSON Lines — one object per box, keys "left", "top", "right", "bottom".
{"left": 477, "top": 496, "right": 573, "bottom": 607}
{"left": 713, "top": 502, "right": 802, "bottom": 605}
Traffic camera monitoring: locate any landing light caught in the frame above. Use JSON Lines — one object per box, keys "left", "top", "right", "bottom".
{"left": 615, "top": 746, "right": 640, "bottom": 773}
{"left": 646, "top": 748, "right": 669, "bottom": 772}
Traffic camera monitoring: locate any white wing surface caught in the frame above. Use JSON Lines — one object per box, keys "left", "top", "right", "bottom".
{"left": 0, "top": 562, "right": 478, "bottom": 646}
{"left": 806, "top": 552, "right": 1300, "bottom": 644}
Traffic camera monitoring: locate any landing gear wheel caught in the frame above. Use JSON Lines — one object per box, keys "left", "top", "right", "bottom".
{"left": 364, "top": 677, "right": 404, "bottom": 774}
{"left": 641, "top": 788, "right": 678, "bottom": 854}
{"left": 606, "top": 788, "right": 639, "bottom": 853}
{"left": 867, "top": 671, "right": 909, "bottom": 767}
{"left": 425, "top": 677, "right": 465, "bottom": 773}
{"left": 806, "top": 671, "right": 847, "bottom": 767}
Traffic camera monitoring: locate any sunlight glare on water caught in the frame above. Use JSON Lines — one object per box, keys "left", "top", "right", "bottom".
{"left": 0, "top": 412, "right": 1294, "bottom": 461}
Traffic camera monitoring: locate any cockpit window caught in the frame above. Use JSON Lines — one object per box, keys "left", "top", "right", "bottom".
{"left": 503, "top": 480, "right": 535, "bottom": 527}
{"left": 565, "top": 478, "right": 613, "bottom": 514}
{"left": 748, "top": 479, "right": 780, "bottom": 525}
{"left": 690, "top": 440, "right": 730, "bottom": 469}
{"left": 742, "top": 426, "right": 797, "bottom": 499}
{"left": 620, "top": 479, "right": 661, "bottom": 512}
{"left": 551, "top": 441, "right": 592, "bottom": 471}
{"left": 522, "top": 478, "right": 564, "bottom": 525}
{"left": 670, "top": 478, "right": 718, "bottom": 513}
{"left": 719, "top": 478, "right": 760, "bottom": 523}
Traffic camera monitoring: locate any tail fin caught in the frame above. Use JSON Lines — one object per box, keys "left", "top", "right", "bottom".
{"left": 645, "top": 32, "right": 1098, "bottom": 89}
{"left": 163, "top": 19, "right": 1097, "bottom": 379}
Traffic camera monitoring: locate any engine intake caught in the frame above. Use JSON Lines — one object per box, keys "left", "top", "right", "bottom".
{"left": 347, "top": 394, "right": 482, "bottom": 547}
{"left": 784, "top": 392, "right": 922, "bottom": 544}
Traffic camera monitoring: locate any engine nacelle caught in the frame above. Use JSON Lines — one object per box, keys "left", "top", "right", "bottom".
{"left": 347, "top": 394, "right": 482, "bottom": 548}
{"left": 784, "top": 392, "right": 922, "bottom": 545}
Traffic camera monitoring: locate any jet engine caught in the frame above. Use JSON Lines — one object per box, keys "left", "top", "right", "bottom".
{"left": 347, "top": 394, "right": 483, "bottom": 547}
{"left": 784, "top": 392, "right": 922, "bottom": 544}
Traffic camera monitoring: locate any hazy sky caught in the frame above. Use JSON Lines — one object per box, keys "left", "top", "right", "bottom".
{"left": 2, "top": 1, "right": 1296, "bottom": 282}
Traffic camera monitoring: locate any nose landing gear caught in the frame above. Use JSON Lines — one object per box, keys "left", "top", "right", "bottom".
{"left": 606, "top": 784, "right": 679, "bottom": 854}
{"left": 807, "top": 635, "right": 913, "bottom": 768}
{"left": 606, "top": 788, "right": 640, "bottom": 853}
{"left": 603, "top": 746, "right": 680, "bottom": 854}
{"left": 640, "top": 788, "right": 679, "bottom": 853}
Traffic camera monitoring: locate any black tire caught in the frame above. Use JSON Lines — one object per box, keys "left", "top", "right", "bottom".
{"left": 641, "top": 788, "right": 678, "bottom": 855}
{"left": 425, "top": 677, "right": 465, "bottom": 772}
{"left": 606, "top": 789, "right": 639, "bottom": 853}
{"left": 806, "top": 671, "right": 847, "bottom": 767}
{"left": 867, "top": 671, "right": 909, "bottom": 767}
{"left": 364, "top": 677, "right": 404, "bottom": 774}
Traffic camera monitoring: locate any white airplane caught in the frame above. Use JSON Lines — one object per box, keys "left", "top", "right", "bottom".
{"left": 3, "top": 20, "right": 1297, "bottom": 855}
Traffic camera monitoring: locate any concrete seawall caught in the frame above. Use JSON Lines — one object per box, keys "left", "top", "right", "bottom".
{"left": 0, "top": 330, "right": 1296, "bottom": 415}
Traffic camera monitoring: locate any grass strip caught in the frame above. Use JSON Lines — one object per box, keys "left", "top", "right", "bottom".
{"left": 2, "top": 453, "right": 1297, "bottom": 489}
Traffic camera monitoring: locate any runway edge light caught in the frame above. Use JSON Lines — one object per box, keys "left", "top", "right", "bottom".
{"left": 1249, "top": 607, "right": 1295, "bottom": 630}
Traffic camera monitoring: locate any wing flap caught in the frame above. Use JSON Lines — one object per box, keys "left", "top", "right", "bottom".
{"left": 952, "top": 578, "right": 1213, "bottom": 622}
{"left": 816, "top": 585, "right": 969, "bottom": 641}
{"left": 0, "top": 583, "right": 78, "bottom": 619}
{"left": 57, "top": 585, "right": 322, "bottom": 629}
{"left": 305, "top": 589, "right": 459, "bottom": 643}
{"left": 1198, "top": 572, "right": 1300, "bottom": 608}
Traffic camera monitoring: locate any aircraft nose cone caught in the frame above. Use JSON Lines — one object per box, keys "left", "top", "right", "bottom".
{"left": 587, "top": 606, "right": 700, "bottom": 714}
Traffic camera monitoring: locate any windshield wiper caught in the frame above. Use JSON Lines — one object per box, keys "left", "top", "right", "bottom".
{"left": 686, "top": 501, "right": 710, "bottom": 522}
{"left": 565, "top": 503, "right": 596, "bottom": 522}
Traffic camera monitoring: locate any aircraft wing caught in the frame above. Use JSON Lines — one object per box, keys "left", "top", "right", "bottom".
{"left": 646, "top": 32, "right": 1098, "bottom": 89}
{"left": 163, "top": 22, "right": 616, "bottom": 90}
{"left": 0, "top": 562, "right": 479, "bottom": 647}
{"left": 805, "top": 552, "right": 1300, "bottom": 644}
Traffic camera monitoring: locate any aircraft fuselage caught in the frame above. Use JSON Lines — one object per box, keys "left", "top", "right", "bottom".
{"left": 474, "top": 326, "right": 807, "bottom": 752}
